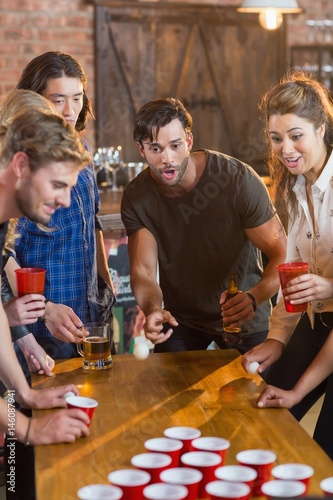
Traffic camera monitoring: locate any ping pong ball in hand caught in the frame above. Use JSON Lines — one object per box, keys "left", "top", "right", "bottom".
{"left": 248, "top": 362, "right": 259, "bottom": 374}
{"left": 134, "top": 343, "right": 149, "bottom": 360}
{"left": 63, "top": 391, "right": 75, "bottom": 400}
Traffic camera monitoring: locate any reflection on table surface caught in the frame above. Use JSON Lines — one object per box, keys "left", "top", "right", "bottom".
{"left": 33, "top": 350, "right": 333, "bottom": 500}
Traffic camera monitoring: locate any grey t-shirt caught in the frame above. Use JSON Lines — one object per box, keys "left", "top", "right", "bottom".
{"left": 121, "top": 150, "right": 275, "bottom": 336}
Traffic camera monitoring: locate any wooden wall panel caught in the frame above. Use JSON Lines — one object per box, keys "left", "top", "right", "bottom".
{"left": 94, "top": 2, "right": 286, "bottom": 173}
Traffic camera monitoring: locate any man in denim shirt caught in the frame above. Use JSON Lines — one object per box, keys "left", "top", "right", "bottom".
{"left": 7, "top": 52, "right": 115, "bottom": 368}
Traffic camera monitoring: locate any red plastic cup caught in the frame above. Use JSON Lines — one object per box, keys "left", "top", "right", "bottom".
{"left": 77, "top": 484, "right": 123, "bottom": 499}
{"left": 205, "top": 480, "right": 251, "bottom": 500}
{"left": 15, "top": 267, "right": 46, "bottom": 296}
{"left": 143, "top": 483, "right": 188, "bottom": 500}
{"left": 66, "top": 396, "right": 98, "bottom": 427}
{"left": 215, "top": 465, "right": 257, "bottom": 493}
{"left": 144, "top": 438, "right": 183, "bottom": 468}
{"left": 272, "top": 464, "right": 314, "bottom": 493}
{"left": 108, "top": 469, "right": 151, "bottom": 500}
{"left": 192, "top": 437, "right": 230, "bottom": 464}
{"left": 236, "top": 449, "right": 276, "bottom": 496}
{"left": 163, "top": 427, "right": 201, "bottom": 454}
{"left": 160, "top": 467, "right": 203, "bottom": 500}
{"left": 131, "top": 453, "right": 172, "bottom": 484}
{"left": 320, "top": 477, "right": 333, "bottom": 496}
{"left": 181, "top": 451, "right": 222, "bottom": 499}
{"left": 261, "top": 480, "right": 306, "bottom": 499}
{"left": 277, "top": 262, "right": 309, "bottom": 312}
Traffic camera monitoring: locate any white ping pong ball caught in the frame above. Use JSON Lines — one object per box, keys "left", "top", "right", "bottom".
{"left": 134, "top": 343, "right": 149, "bottom": 360}
{"left": 248, "top": 362, "right": 259, "bottom": 374}
{"left": 63, "top": 391, "right": 75, "bottom": 400}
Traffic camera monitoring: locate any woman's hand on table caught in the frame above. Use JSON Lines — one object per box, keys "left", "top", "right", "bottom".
{"left": 144, "top": 309, "right": 178, "bottom": 344}
{"left": 242, "top": 338, "right": 285, "bottom": 374}
{"left": 29, "top": 409, "right": 90, "bottom": 445}
{"left": 16, "top": 333, "right": 55, "bottom": 376}
{"left": 257, "top": 385, "right": 301, "bottom": 409}
{"left": 18, "top": 384, "right": 80, "bottom": 410}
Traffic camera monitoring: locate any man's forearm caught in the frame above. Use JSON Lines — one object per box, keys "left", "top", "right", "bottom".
{"left": 130, "top": 275, "right": 164, "bottom": 317}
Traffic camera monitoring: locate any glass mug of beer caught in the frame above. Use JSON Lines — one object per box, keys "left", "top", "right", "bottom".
{"left": 77, "top": 322, "right": 113, "bottom": 370}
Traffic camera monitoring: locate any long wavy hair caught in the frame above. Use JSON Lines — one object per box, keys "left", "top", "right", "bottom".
{"left": 260, "top": 71, "right": 333, "bottom": 229}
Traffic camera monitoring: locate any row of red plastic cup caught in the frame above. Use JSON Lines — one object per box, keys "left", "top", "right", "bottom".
{"left": 76, "top": 474, "right": 333, "bottom": 500}
{"left": 76, "top": 426, "right": 319, "bottom": 499}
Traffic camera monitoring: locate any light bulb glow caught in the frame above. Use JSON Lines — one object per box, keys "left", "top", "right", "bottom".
{"left": 259, "top": 8, "right": 283, "bottom": 30}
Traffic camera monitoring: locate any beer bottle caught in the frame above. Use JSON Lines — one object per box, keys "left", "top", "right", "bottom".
{"left": 223, "top": 273, "right": 242, "bottom": 343}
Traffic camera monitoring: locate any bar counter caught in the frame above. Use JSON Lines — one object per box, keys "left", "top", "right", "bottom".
{"left": 99, "top": 188, "right": 123, "bottom": 216}
{"left": 33, "top": 350, "right": 333, "bottom": 499}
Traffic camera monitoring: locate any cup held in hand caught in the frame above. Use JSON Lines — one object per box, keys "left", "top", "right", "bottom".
{"left": 15, "top": 267, "right": 46, "bottom": 296}
{"left": 66, "top": 396, "right": 98, "bottom": 426}
{"left": 277, "top": 262, "right": 309, "bottom": 313}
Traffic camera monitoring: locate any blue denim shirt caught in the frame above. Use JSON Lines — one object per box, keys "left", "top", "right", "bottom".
{"left": 14, "top": 162, "right": 114, "bottom": 338}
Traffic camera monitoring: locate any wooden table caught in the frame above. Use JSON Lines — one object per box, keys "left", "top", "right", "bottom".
{"left": 33, "top": 350, "right": 333, "bottom": 499}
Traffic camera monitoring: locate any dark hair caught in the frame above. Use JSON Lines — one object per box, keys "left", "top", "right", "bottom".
{"left": 16, "top": 51, "right": 94, "bottom": 132}
{"left": 260, "top": 71, "right": 333, "bottom": 227}
{"left": 133, "top": 98, "right": 193, "bottom": 144}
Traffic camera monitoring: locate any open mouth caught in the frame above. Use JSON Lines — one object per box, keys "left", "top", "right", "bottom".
{"left": 162, "top": 168, "right": 177, "bottom": 180}
{"left": 284, "top": 156, "right": 301, "bottom": 168}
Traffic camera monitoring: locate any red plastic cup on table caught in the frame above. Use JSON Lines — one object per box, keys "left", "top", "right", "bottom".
{"left": 15, "top": 267, "right": 46, "bottom": 296}
{"left": 272, "top": 463, "right": 314, "bottom": 494}
{"left": 277, "top": 262, "right": 309, "bottom": 313}
{"left": 236, "top": 449, "right": 276, "bottom": 496}
{"left": 77, "top": 484, "right": 123, "bottom": 499}
{"left": 160, "top": 467, "right": 203, "bottom": 500}
{"left": 261, "top": 480, "right": 306, "bottom": 499}
{"left": 181, "top": 451, "right": 222, "bottom": 499}
{"left": 143, "top": 483, "right": 188, "bottom": 500}
{"left": 108, "top": 469, "right": 151, "bottom": 500}
{"left": 163, "top": 426, "right": 201, "bottom": 454}
{"left": 320, "top": 477, "right": 333, "bottom": 496}
{"left": 131, "top": 453, "right": 172, "bottom": 484}
{"left": 205, "top": 480, "right": 251, "bottom": 500}
{"left": 66, "top": 396, "right": 98, "bottom": 427}
{"left": 215, "top": 465, "right": 257, "bottom": 494}
{"left": 144, "top": 438, "right": 183, "bottom": 467}
{"left": 192, "top": 437, "right": 230, "bottom": 464}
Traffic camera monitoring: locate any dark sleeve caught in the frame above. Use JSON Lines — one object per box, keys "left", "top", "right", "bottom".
{"left": 237, "top": 165, "right": 276, "bottom": 229}
{"left": 1, "top": 269, "right": 30, "bottom": 342}
{"left": 121, "top": 189, "right": 145, "bottom": 237}
{"left": 95, "top": 214, "right": 103, "bottom": 231}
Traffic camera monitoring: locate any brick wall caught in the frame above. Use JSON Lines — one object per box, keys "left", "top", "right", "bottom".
{"left": 0, "top": 0, "right": 331, "bottom": 148}
{"left": 0, "top": 0, "right": 95, "bottom": 143}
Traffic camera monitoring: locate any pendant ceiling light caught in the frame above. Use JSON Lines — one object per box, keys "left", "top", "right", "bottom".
{"left": 237, "top": 0, "right": 303, "bottom": 31}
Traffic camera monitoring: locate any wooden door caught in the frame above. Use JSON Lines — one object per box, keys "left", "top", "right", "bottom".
{"left": 93, "top": 1, "right": 286, "bottom": 173}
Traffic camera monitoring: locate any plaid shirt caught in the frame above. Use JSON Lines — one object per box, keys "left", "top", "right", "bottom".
{"left": 14, "top": 161, "right": 113, "bottom": 337}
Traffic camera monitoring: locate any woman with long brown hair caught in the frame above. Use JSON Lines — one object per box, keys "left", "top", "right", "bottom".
{"left": 243, "top": 71, "right": 333, "bottom": 458}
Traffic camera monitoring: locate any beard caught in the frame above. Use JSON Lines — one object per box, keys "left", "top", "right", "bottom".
{"left": 147, "top": 154, "right": 189, "bottom": 187}
{"left": 15, "top": 187, "right": 53, "bottom": 225}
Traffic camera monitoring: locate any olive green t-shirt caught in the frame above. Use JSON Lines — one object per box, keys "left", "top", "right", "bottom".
{"left": 121, "top": 150, "right": 275, "bottom": 336}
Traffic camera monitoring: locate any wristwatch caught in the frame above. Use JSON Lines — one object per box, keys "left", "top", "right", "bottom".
{"left": 246, "top": 292, "right": 257, "bottom": 312}
{"left": 40, "top": 299, "right": 50, "bottom": 323}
